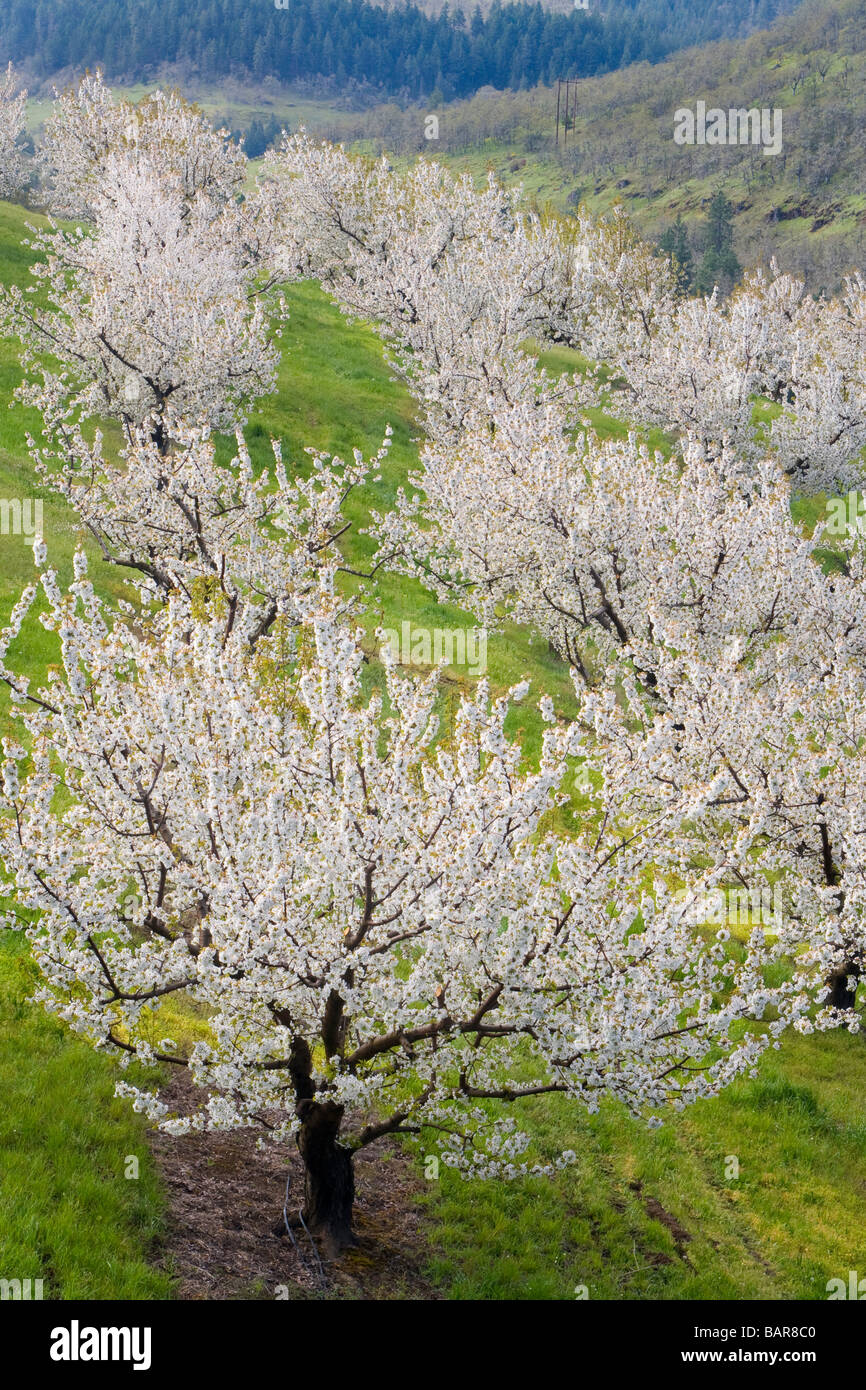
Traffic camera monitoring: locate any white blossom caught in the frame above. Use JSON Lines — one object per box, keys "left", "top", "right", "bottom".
{"left": 0, "top": 64, "right": 27, "bottom": 199}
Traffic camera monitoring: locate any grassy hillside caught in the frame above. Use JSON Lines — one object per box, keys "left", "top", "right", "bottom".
{"left": 341, "top": 0, "right": 866, "bottom": 292}
{"left": 1, "top": 195, "right": 866, "bottom": 1300}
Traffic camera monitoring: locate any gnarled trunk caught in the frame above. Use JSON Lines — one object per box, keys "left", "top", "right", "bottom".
{"left": 285, "top": 1036, "right": 356, "bottom": 1255}
{"left": 296, "top": 1098, "right": 356, "bottom": 1256}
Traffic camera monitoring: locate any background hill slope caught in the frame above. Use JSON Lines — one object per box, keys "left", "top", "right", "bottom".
{"left": 0, "top": 0, "right": 804, "bottom": 102}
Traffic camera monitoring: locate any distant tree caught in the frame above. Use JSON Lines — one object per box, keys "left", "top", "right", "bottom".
{"left": 658, "top": 215, "right": 693, "bottom": 295}
{"left": 705, "top": 190, "right": 736, "bottom": 254}
{"left": 238, "top": 116, "right": 284, "bottom": 159}
{"left": 695, "top": 190, "right": 742, "bottom": 295}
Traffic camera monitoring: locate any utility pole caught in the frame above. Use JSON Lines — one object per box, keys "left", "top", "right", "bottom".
{"left": 555, "top": 77, "right": 577, "bottom": 150}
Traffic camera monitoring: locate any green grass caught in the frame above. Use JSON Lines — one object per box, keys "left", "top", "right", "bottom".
{"left": 420, "top": 1028, "right": 866, "bottom": 1299}
{"left": 0, "top": 934, "right": 171, "bottom": 1299}
{"left": 0, "top": 200, "right": 132, "bottom": 739}
{"left": 235, "top": 276, "right": 583, "bottom": 759}
{"left": 1, "top": 192, "right": 865, "bottom": 1301}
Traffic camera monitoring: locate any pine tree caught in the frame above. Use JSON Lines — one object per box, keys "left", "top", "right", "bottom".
{"left": 658, "top": 215, "right": 693, "bottom": 295}
{"left": 695, "top": 190, "right": 742, "bottom": 295}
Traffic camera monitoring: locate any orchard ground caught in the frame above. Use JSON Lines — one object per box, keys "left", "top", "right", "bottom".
{"left": 1, "top": 195, "right": 865, "bottom": 1301}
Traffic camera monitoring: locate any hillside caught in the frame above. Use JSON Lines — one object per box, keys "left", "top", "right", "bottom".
{"left": 2, "top": 193, "right": 866, "bottom": 1300}
{"left": 342, "top": 0, "right": 866, "bottom": 290}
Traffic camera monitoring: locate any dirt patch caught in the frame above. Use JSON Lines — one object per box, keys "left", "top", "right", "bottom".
{"left": 148, "top": 1073, "right": 440, "bottom": 1300}
{"left": 630, "top": 1179, "right": 692, "bottom": 1262}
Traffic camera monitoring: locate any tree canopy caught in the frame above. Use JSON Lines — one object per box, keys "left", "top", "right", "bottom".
{"left": 0, "top": 0, "right": 801, "bottom": 101}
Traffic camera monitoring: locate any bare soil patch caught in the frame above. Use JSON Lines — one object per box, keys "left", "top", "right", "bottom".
{"left": 148, "top": 1073, "right": 441, "bottom": 1300}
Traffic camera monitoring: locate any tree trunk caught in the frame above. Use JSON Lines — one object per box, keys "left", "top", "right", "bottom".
{"left": 825, "top": 959, "right": 861, "bottom": 1011}
{"left": 296, "top": 1098, "right": 356, "bottom": 1256}
{"left": 816, "top": 817, "right": 860, "bottom": 1013}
